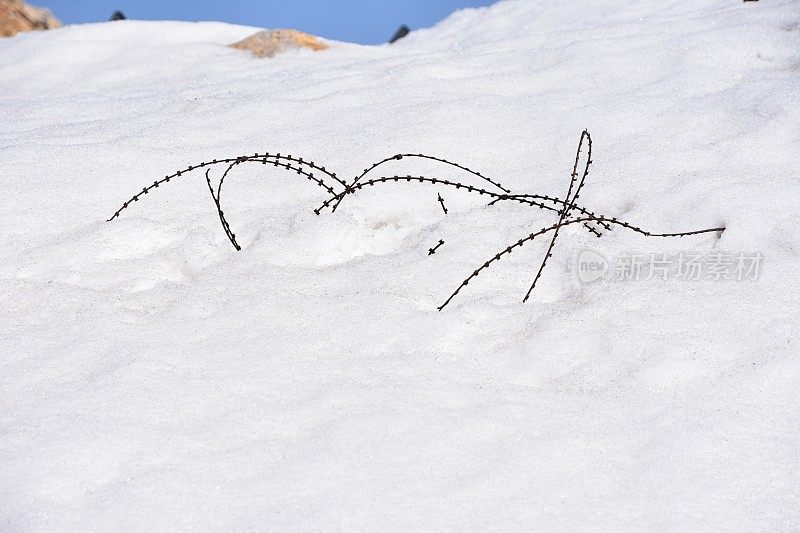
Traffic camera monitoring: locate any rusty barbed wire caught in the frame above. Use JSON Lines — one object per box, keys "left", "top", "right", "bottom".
{"left": 314, "top": 150, "right": 600, "bottom": 237}
{"left": 523, "top": 130, "right": 592, "bottom": 303}
{"left": 107, "top": 153, "right": 346, "bottom": 223}
{"left": 316, "top": 152, "right": 512, "bottom": 214}
{"left": 436, "top": 214, "right": 724, "bottom": 310}
{"left": 107, "top": 131, "right": 725, "bottom": 310}
{"left": 204, "top": 169, "right": 240, "bottom": 251}
{"left": 326, "top": 174, "right": 609, "bottom": 244}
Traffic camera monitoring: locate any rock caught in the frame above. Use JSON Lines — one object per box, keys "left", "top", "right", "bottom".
{"left": 389, "top": 25, "right": 410, "bottom": 44}
{"left": 229, "top": 29, "right": 328, "bottom": 58}
{"left": 0, "top": 0, "right": 61, "bottom": 38}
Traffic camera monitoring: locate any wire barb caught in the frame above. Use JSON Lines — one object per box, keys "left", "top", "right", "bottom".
{"left": 437, "top": 193, "right": 448, "bottom": 215}
{"left": 429, "top": 239, "right": 445, "bottom": 256}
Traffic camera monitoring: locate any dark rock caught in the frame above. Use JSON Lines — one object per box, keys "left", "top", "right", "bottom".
{"left": 389, "top": 25, "right": 410, "bottom": 44}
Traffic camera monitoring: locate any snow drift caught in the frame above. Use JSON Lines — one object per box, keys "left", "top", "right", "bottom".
{"left": 1, "top": 0, "right": 799, "bottom": 530}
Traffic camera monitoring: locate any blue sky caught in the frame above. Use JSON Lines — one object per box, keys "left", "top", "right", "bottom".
{"left": 39, "top": 1, "right": 498, "bottom": 44}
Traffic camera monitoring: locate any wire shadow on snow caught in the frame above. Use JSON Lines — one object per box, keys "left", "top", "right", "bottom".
{"left": 107, "top": 131, "right": 725, "bottom": 310}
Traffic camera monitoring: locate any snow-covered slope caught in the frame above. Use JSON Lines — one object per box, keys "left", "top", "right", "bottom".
{"left": 1, "top": 1, "right": 799, "bottom": 530}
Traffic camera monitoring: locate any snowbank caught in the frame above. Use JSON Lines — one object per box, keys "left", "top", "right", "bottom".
{"left": 1, "top": 0, "right": 798, "bottom": 530}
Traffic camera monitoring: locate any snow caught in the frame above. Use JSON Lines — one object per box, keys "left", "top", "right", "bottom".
{"left": 1, "top": 0, "right": 799, "bottom": 529}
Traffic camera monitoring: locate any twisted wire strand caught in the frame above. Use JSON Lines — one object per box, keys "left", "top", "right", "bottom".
{"left": 487, "top": 195, "right": 612, "bottom": 232}
{"left": 319, "top": 152, "right": 512, "bottom": 214}
{"left": 216, "top": 154, "right": 346, "bottom": 203}
{"left": 523, "top": 130, "right": 592, "bottom": 302}
{"left": 107, "top": 153, "right": 345, "bottom": 222}
{"left": 342, "top": 175, "right": 605, "bottom": 238}
{"left": 209, "top": 155, "right": 348, "bottom": 249}
{"left": 437, "top": 215, "right": 725, "bottom": 311}
{"left": 205, "top": 169, "right": 241, "bottom": 251}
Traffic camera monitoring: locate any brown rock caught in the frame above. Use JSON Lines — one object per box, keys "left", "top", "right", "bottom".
{"left": 0, "top": 0, "right": 61, "bottom": 38}
{"left": 229, "top": 29, "right": 328, "bottom": 58}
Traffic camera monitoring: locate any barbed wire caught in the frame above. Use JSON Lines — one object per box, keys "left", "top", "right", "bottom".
{"left": 523, "top": 130, "right": 592, "bottom": 302}
{"left": 107, "top": 153, "right": 346, "bottom": 223}
{"left": 436, "top": 214, "right": 724, "bottom": 310}
{"left": 341, "top": 176, "right": 605, "bottom": 237}
{"left": 106, "top": 132, "right": 725, "bottom": 310}
{"left": 317, "top": 152, "right": 512, "bottom": 215}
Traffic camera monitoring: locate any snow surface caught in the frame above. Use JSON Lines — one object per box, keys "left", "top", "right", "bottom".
{"left": 1, "top": 0, "right": 799, "bottom": 530}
